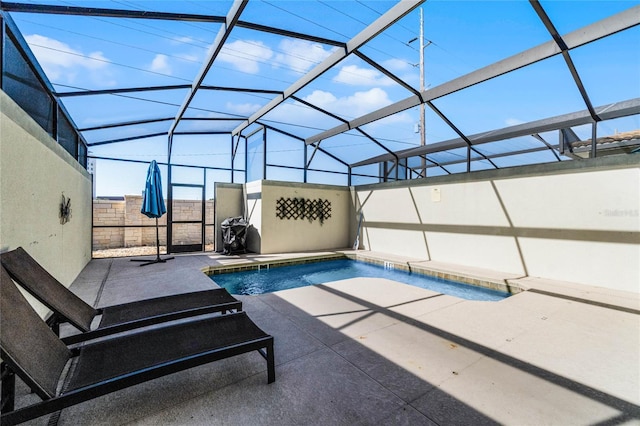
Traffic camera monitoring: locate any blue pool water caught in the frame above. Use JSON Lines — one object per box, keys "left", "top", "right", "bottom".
{"left": 211, "top": 259, "right": 509, "bottom": 301}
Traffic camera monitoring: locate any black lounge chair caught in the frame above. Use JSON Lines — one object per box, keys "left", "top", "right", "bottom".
{"left": 1, "top": 247, "right": 242, "bottom": 344}
{"left": 0, "top": 266, "right": 275, "bottom": 425}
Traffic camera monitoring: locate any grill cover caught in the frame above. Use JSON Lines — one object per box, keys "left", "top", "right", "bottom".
{"left": 221, "top": 217, "right": 248, "bottom": 255}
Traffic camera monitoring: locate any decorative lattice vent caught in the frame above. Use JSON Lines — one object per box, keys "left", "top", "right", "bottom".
{"left": 276, "top": 197, "right": 332, "bottom": 225}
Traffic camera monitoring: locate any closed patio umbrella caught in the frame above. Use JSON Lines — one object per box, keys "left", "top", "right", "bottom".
{"left": 132, "top": 160, "right": 174, "bottom": 266}
{"left": 141, "top": 160, "right": 166, "bottom": 219}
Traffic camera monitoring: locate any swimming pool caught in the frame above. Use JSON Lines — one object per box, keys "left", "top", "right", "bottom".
{"left": 210, "top": 259, "right": 509, "bottom": 301}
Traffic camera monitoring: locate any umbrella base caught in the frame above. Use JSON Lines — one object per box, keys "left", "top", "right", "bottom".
{"left": 130, "top": 256, "right": 175, "bottom": 267}
{"left": 130, "top": 217, "right": 173, "bottom": 266}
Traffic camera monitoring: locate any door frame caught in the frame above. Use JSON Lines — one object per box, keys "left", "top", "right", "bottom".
{"left": 167, "top": 182, "right": 205, "bottom": 254}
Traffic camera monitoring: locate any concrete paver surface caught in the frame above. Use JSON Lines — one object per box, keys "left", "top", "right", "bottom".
{"left": 9, "top": 252, "right": 640, "bottom": 425}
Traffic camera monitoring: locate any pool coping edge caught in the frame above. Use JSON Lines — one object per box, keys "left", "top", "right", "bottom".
{"left": 203, "top": 252, "right": 525, "bottom": 296}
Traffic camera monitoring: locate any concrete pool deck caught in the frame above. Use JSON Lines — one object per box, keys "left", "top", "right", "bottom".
{"left": 11, "top": 250, "right": 640, "bottom": 425}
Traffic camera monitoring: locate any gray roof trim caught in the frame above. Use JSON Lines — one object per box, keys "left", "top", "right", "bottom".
{"left": 232, "top": 0, "right": 423, "bottom": 137}
{"left": 307, "top": 5, "right": 640, "bottom": 145}
{"left": 1, "top": 2, "right": 346, "bottom": 46}
{"left": 351, "top": 98, "right": 640, "bottom": 167}
{"left": 168, "top": 0, "right": 248, "bottom": 142}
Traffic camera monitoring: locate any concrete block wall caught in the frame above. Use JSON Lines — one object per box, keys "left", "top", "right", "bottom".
{"left": 123, "top": 195, "right": 167, "bottom": 247}
{"left": 172, "top": 223, "right": 203, "bottom": 245}
{"left": 92, "top": 196, "right": 213, "bottom": 249}
{"left": 172, "top": 199, "right": 212, "bottom": 222}
{"left": 92, "top": 199, "right": 125, "bottom": 248}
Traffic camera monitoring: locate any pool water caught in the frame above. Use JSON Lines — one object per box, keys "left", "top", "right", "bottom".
{"left": 210, "top": 259, "right": 509, "bottom": 301}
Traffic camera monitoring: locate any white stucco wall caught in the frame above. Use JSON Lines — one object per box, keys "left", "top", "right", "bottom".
{"left": 209, "top": 155, "right": 639, "bottom": 293}
{"left": 239, "top": 180, "right": 351, "bottom": 254}
{"left": 245, "top": 180, "right": 263, "bottom": 253}
{"left": 494, "top": 168, "right": 639, "bottom": 288}
{"left": 356, "top": 157, "right": 640, "bottom": 293}
{"left": 214, "top": 183, "right": 244, "bottom": 251}
{"left": 259, "top": 180, "right": 351, "bottom": 254}
{"left": 1, "top": 90, "right": 92, "bottom": 315}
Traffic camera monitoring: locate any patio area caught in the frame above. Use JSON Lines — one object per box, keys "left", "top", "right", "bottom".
{"left": 12, "top": 251, "right": 640, "bottom": 425}
{"left": 1, "top": 1, "right": 639, "bottom": 424}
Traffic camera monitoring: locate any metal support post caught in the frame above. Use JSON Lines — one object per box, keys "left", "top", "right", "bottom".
{"left": 591, "top": 121, "right": 598, "bottom": 158}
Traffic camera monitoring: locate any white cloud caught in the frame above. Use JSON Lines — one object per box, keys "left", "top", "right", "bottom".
{"left": 382, "top": 58, "right": 411, "bottom": 72}
{"left": 25, "top": 34, "right": 109, "bottom": 83}
{"left": 176, "top": 53, "right": 200, "bottom": 63}
{"left": 333, "top": 64, "right": 394, "bottom": 87}
{"left": 274, "top": 39, "right": 333, "bottom": 73}
{"left": 219, "top": 40, "right": 273, "bottom": 74}
{"left": 168, "top": 36, "right": 204, "bottom": 64}
{"left": 149, "top": 54, "right": 172, "bottom": 75}
{"left": 304, "top": 90, "right": 338, "bottom": 106}
{"left": 505, "top": 118, "right": 525, "bottom": 126}
{"left": 341, "top": 88, "right": 394, "bottom": 115}
{"left": 225, "top": 102, "right": 262, "bottom": 115}
{"left": 172, "top": 36, "right": 197, "bottom": 45}
{"left": 303, "top": 88, "right": 393, "bottom": 118}
{"left": 261, "top": 88, "right": 413, "bottom": 137}
{"left": 364, "top": 110, "right": 413, "bottom": 130}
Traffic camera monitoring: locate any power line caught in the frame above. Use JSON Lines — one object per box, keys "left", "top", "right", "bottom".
{"left": 16, "top": 17, "right": 203, "bottom": 65}
{"left": 260, "top": 0, "right": 351, "bottom": 40}
{"left": 354, "top": 0, "right": 471, "bottom": 79}
{"left": 18, "top": 8, "right": 314, "bottom": 86}
{"left": 110, "top": 0, "right": 221, "bottom": 43}
{"left": 28, "top": 42, "right": 195, "bottom": 81}
{"left": 19, "top": 21, "right": 296, "bottom": 86}
{"left": 22, "top": 0, "right": 427, "bottom": 150}
{"left": 56, "top": 0, "right": 212, "bottom": 49}
{"left": 22, "top": 1, "right": 419, "bottom": 98}
{"left": 318, "top": 0, "right": 370, "bottom": 27}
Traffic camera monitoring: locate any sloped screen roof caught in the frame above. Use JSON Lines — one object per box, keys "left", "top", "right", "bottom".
{"left": 2, "top": 0, "right": 638, "bottom": 189}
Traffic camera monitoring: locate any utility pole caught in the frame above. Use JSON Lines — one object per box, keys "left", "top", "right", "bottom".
{"left": 409, "top": 8, "right": 430, "bottom": 178}
{"left": 418, "top": 7, "right": 426, "bottom": 177}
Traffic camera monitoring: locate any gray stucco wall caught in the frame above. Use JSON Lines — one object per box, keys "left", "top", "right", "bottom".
{"left": 1, "top": 90, "right": 92, "bottom": 316}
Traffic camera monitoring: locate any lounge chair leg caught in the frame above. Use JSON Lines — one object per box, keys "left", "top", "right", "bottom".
{"left": 1, "top": 363, "right": 15, "bottom": 413}
{"left": 267, "top": 339, "right": 275, "bottom": 384}
{"left": 52, "top": 321, "right": 60, "bottom": 337}
{"left": 45, "top": 313, "right": 61, "bottom": 337}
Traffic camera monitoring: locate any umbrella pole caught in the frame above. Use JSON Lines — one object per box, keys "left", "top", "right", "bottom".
{"left": 132, "top": 216, "right": 174, "bottom": 266}
{"left": 155, "top": 217, "right": 161, "bottom": 262}
{"left": 131, "top": 160, "right": 174, "bottom": 266}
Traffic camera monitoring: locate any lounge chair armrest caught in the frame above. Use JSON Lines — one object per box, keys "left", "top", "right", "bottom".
{"left": 61, "top": 324, "right": 135, "bottom": 346}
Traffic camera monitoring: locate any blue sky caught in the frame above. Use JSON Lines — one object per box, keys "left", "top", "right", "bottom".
{"left": 8, "top": 0, "right": 640, "bottom": 197}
